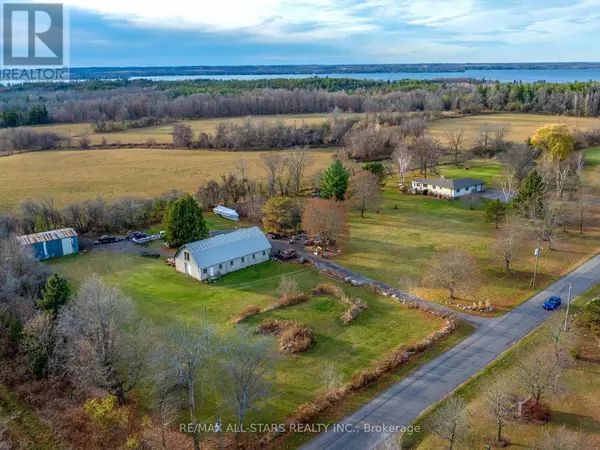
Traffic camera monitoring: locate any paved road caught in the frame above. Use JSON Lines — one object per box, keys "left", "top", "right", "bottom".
{"left": 302, "top": 253, "right": 600, "bottom": 450}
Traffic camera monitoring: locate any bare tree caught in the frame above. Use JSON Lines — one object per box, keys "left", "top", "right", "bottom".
{"left": 286, "top": 149, "right": 313, "bottom": 195}
{"left": 530, "top": 201, "right": 565, "bottom": 251}
{"left": 347, "top": 171, "right": 381, "bottom": 218}
{"left": 554, "top": 159, "right": 571, "bottom": 200}
{"left": 515, "top": 348, "right": 562, "bottom": 405}
{"left": 410, "top": 134, "right": 440, "bottom": 178}
{"left": 220, "top": 328, "right": 274, "bottom": 432}
{"left": 427, "top": 396, "right": 469, "bottom": 450}
{"left": 150, "top": 321, "right": 214, "bottom": 450}
{"left": 260, "top": 152, "right": 285, "bottom": 198}
{"left": 574, "top": 184, "right": 598, "bottom": 234}
{"left": 499, "top": 143, "right": 539, "bottom": 184}
{"left": 54, "top": 276, "right": 148, "bottom": 405}
{"left": 501, "top": 166, "right": 518, "bottom": 203}
{"left": 493, "top": 216, "right": 525, "bottom": 272}
{"left": 302, "top": 198, "right": 349, "bottom": 250}
{"left": 425, "top": 249, "right": 478, "bottom": 299}
{"left": 476, "top": 124, "right": 494, "bottom": 155}
{"left": 444, "top": 128, "right": 465, "bottom": 166}
{"left": 172, "top": 123, "right": 193, "bottom": 148}
{"left": 234, "top": 155, "right": 249, "bottom": 182}
{"left": 539, "top": 425, "right": 585, "bottom": 450}
{"left": 484, "top": 378, "right": 514, "bottom": 443}
{"left": 393, "top": 142, "right": 413, "bottom": 187}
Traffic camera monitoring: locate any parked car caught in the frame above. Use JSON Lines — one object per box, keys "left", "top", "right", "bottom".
{"left": 279, "top": 249, "right": 297, "bottom": 260}
{"left": 267, "top": 232, "right": 282, "bottom": 240}
{"left": 166, "top": 258, "right": 176, "bottom": 267}
{"left": 543, "top": 296, "right": 562, "bottom": 310}
{"left": 94, "top": 235, "right": 123, "bottom": 244}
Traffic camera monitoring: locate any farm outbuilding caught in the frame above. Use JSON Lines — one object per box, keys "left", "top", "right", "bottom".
{"left": 17, "top": 228, "right": 79, "bottom": 261}
{"left": 175, "top": 226, "right": 272, "bottom": 281}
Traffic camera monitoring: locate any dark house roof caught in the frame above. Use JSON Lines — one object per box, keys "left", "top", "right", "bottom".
{"left": 412, "top": 177, "right": 485, "bottom": 190}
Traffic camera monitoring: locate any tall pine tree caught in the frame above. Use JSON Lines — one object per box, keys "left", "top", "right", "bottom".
{"left": 38, "top": 273, "right": 70, "bottom": 317}
{"left": 165, "top": 194, "right": 208, "bottom": 247}
{"left": 513, "top": 170, "right": 547, "bottom": 217}
{"left": 321, "top": 161, "right": 350, "bottom": 201}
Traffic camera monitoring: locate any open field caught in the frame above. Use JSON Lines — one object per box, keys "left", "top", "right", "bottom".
{"left": 27, "top": 113, "right": 338, "bottom": 145}
{"left": 429, "top": 113, "right": 600, "bottom": 147}
{"left": 0, "top": 148, "right": 334, "bottom": 210}
{"left": 404, "top": 283, "right": 600, "bottom": 450}
{"left": 337, "top": 148, "right": 600, "bottom": 313}
{"left": 48, "top": 253, "right": 446, "bottom": 431}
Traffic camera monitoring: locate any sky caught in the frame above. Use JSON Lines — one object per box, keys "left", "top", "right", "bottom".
{"left": 32, "top": 0, "right": 600, "bottom": 66}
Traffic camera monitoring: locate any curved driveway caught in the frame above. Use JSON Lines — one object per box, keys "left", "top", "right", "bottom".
{"left": 302, "top": 253, "right": 600, "bottom": 450}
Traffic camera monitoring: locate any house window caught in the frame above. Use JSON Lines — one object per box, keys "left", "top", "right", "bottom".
{"left": 184, "top": 252, "right": 190, "bottom": 261}
{"left": 203, "top": 269, "right": 207, "bottom": 274}
{"left": 252, "top": 254, "right": 256, "bottom": 260}
{"left": 263, "top": 251, "right": 266, "bottom": 256}
{"left": 457, "top": 188, "right": 461, "bottom": 193}
{"left": 423, "top": 184, "right": 428, "bottom": 188}
{"left": 219, "top": 264, "right": 222, "bottom": 269}
{"left": 230, "top": 261, "right": 234, "bottom": 266}
{"left": 241, "top": 257, "right": 245, "bottom": 263}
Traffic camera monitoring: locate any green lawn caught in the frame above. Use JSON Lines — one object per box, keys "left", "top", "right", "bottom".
{"left": 338, "top": 163, "right": 600, "bottom": 312}
{"left": 438, "top": 159, "right": 505, "bottom": 188}
{"left": 404, "top": 283, "right": 600, "bottom": 450}
{"left": 48, "top": 253, "right": 445, "bottom": 429}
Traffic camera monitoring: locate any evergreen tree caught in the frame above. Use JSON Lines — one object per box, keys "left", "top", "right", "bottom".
{"left": 321, "top": 161, "right": 350, "bottom": 201}
{"left": 513, "top": 170, "right": 547, "bottom": 216}
{"left": 484, "top": 199, "right": 507, "bottom": 229}
{"left": 362, "top": 162, "right": 386, "bottom": 183}
{"left": 165, "top": 194, "right": 208, "bottom": 247}
{"left": 38, "top": 273, "right": 70, "bottom": 316}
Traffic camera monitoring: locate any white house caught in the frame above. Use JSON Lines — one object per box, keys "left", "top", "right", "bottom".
{"left": 411, "top": 177, "right": 485, "bottom": 199}
{"left": 174, "top": 226, "right": 272, "bottom": 281}
{"left": 213, "top": 205, "right": 239, "bottom": 222}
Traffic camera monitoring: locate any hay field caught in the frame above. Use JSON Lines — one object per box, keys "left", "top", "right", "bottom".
{"left": 28, "top": 113, "right": 338, "bottom": 145}
{"left": 0, "top": 148, "right": 334, "bottom": 210}
{"left": 429, "top": 113, "right": 600, "bottom": 146}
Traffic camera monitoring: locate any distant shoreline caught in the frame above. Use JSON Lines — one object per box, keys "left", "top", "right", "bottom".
{"left": 69, "top": 63, "right": 600, "bottom": 80}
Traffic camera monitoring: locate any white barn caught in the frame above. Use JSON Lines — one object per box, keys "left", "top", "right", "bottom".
{"left": 174, "top": 227, "right": 272, "bottom": 281}
{"left": 411, "top": 177, "right": 485, "bottom": 199}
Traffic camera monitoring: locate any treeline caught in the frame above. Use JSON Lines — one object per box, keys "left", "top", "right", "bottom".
{"left": 172, "top": 113, "right": 431, "bottom": 155}
{"left": 4, "top": 79, "right": 600, "bottom": 129}
{"left": 15, "top": 191, "right": 184, "bottom": 235}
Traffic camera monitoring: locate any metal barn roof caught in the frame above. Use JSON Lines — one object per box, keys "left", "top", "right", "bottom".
{"left": 177, "top": 226, "right": 271, "bottom": 268}
{"left": 17, "top": 228, "right": 78, "bottom": 246}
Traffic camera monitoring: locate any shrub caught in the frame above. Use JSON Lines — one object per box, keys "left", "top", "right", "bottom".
{"left": 231, "top": 305, "right": 261, "bottom": 324}
{"left": 83, "top": 397, "right": 129, "bottom": 431}
{"left": 340, "top": 299, "right": 369, "bottom": 325}
{"left": 312, "top": 283, "right": 344, "bottom": 299}
{"left": 278, "top": 277, "right": 299, "bottom": 299}
{"left": 256, "top": 320, "right": 315, "bottom": 354}
{"left": 423, "top": 189, "right": 429, "bottom": 196}
{"left": 280, "top": 323, "right": 315, "bottom": 354}
{"left": 271, "top": 293, "right": 309, "bottom": 310}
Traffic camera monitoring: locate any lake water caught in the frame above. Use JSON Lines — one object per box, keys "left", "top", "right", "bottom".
{"left": 130, "top": 69, "right": 600, "bottom": 83}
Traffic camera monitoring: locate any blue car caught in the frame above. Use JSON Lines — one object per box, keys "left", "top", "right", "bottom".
{"left": 543, "top": 296, "right": 562, "bottom": 310}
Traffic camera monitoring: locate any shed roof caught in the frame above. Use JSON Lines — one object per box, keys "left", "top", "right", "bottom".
{"left": 176, "top": 226, "right": 271, "bottom": 268}
{"left": 17, "top": 228, "right": 78, "bottom": 246}
{"left": 412, "top": 177, "right": 485, "bottom": 190}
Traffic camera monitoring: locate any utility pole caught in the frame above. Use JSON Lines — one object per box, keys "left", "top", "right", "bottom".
{"left": 533, "top": 238, "right": 541, "bottom": 289}
{"left": 564, "top": 283, "right": 573, "bottom": 331}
